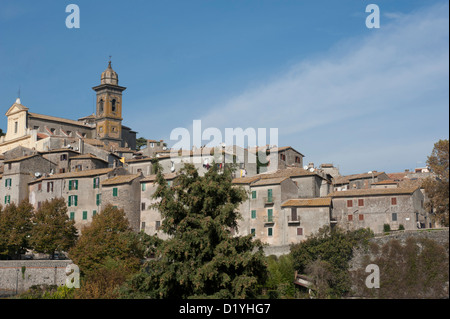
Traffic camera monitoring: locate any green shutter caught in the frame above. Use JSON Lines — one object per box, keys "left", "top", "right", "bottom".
{"left": 268, "top": 189, "right": 273, "bottom": 202}
{"left": 93, "top": 210, "right": 97, "bottom": 216}
{"left": 68, "top": 180, "right": 72, "bottom": 190}
{"left": 96, "top": 194, "right": 101, "bottom": 206}
{"left": 70, "top": 212, "right": 75, "bottom": 220}
{"left": 83, "top": 211, "right": 87, "bottom": 220}
{"left": 268, "top": 228, "right": 273, "bottom": 236}
{"left": 268, "top": 209, "right": 273, "bottom": 222}
{"left": 251, "top": 228, "right": 256, "bottom": 236}
{"left": 93, "top": 178, "right": 97, "bottom": 189}
{"left": 141, "top": 183, "right": 146, "bottom": 191}
{"left": 251, "top": 210, "right": 256, "bottom": 219}
{"left": 68, "top": 196, "right": 72, "bottom": 207}
{"left": 113, "top": 188, "right": 118, "bottom": 197}
{"left": 74, "top": 195, "right": 78, "bottom": 207}
{"left": 252, "top": 191, "right": 256, "bottom": 199}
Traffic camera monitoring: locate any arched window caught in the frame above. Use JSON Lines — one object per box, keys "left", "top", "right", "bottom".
{"left": 99, "top": 99, "right": 104, "bottom": 114}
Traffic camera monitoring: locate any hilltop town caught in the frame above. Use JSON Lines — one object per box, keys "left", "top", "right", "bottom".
{"left": 0, "top": 62, "right": 439, "bottom": 257}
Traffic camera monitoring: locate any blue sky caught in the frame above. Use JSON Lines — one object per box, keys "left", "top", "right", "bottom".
{"left": 0, "top": 0, "right": 448, "bottom": 175}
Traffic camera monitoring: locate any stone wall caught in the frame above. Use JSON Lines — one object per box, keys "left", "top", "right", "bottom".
{"left": 0, "top": 260, "right": 73, "bottom": 297}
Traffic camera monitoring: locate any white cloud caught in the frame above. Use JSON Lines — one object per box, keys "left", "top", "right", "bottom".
{"left": 199, "top": 2, "right": 449, "bottom": 141}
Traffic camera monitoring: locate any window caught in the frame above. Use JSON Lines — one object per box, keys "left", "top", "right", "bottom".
{"left": 82, "top": 211, "right": 88, "bottom": 220}
{"left": 38, "top": 183, "right": 42, "bottom": 191}
{"left": 358, "top": 199, "right": 364, "bottom": 207}
{"left": 68, "top": 180, "right": 78, "bottom": 190}
{"left": 359, "top": 214, "right": 364, "bottom": 221}
{"left": 291, "top": 207, "right": 298, "bottom": 221}
{"left": 14, "top": 121, "right": 18, "bottom": 134}
{"left": 252, "top": 191, "right": 257, "bottom": 199}
{"left": 141, "top": 183, "right": 146, "bottom": 191}
{"left": 391, "top": 197, "right": 397, "bottom": 205}
{"left": 251, "top": 210, "right": 256, "bottom": 219}
{"left": 251, "top": 228, "right": 256, "bottom": 236}
{"left": 295, "top": 156, "right": 301, "bottom": 163}
{"left": 348, "top": 214, "right": 353, "bottom": 221}
{"left": 268, "top": 228, "right": 273, "bottom": 237}
{"left": 392, "top": 212, "right": 398, "bottom": 222}
{"left": 141, "top": 222, "right": 146, "bottom": 230}
{"left": 297, "top": 227, "right": 303, "bottom": 236}
{"left": 60, "top": 154, "right": 68, "bottom": 161}
{"left": 68, "top": 195, "right": 78, "bottom": 207}
{"left": 93, "top": 177, "right": 100, "bottom": 189}
{"left": 47, "top": 182, "right": 54, "bottom": 193}
{"left": 96, "top": 194, "right": 101, "bottom": 206}
{"left": 155, "top": 221, "right": 161, "bottom": 230}
{"left": 141, "top": 202, "right": 146, "bottom": 210}
{"left": 347, "top": 200, "right": 353, "bottom": 208}
{"left": 111, "top": 99, "right": 117, "bottom": 112}
{"left": 93, "top": 210, "right": 97, "bottom": 217}
{"left": 4, "top": 195, "right": 11, "bottom": 204}
{"left": 113, "top": 187, "right": 118, "bottom": 197}
{"left": 70, "top": 212, "right": 75, "bottom": 220}
{"left": 267, "top": 209, "right": 273, "bottom": 222}
{"left": 5, "top": 178, "right": 12, "bottom": 187}
{"left": 267, "top": 189, "right": 273, "bottom": 203}
{"left": 99, "top": 99, "right": 104, "bottom": 114}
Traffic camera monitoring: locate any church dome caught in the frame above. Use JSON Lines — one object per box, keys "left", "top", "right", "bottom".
{"left": 101, "top": 61, "right": 119, "bottom": 85}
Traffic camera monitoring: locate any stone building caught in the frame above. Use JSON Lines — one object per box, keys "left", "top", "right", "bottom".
{"left": 27, "top": 167, "right": 127, "bottom": 231}
{"left": 139, "top": 173, "right": 177, "bottom": 238}
{"left": 333, "top": 171, "right": 390, "bottom": 191}
{"left": 101, "top": 173, "right": 143, "bottom": 232}
{"left": 328, "top": 187, "right": 429, "bottom": 233}
{"left": 280, "top": 197, "right": 333, "bottom": 242}
{"left": 0, "top": 62, "right": 137, "bottom": 154}
{"left": 1, "top": 154, "right": 57, "bottom": 205}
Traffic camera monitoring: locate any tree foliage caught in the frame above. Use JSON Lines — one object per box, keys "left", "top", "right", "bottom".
{"left": 290, "top": 226, "right": 373, "bottom": 298}
{"left": 423, "top": 139, "right": 449, "bottom": 227}
{"left": 126, "top": 162, "right": 268, "bottom": 299}
{"left": 29, "top": 198, "right": 78, "bottom": 258}
{"left": 0, "top": 201, "right": 34, "bottom": 259}
{"left": 69, "top": 204, "right": 148, "bottom": 278}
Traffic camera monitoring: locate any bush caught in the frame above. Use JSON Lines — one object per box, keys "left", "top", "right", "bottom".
{"left": 383, "top": 224, "right": 391, "bottom": 233}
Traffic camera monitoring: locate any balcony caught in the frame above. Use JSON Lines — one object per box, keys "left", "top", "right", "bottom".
{"left": 287, "top": 215, "right": 300, "bottom": 225}
{"left": 264, "top": 196, "right": 275, "bottom": 205}
{"left": 264, "top": 215, "right": 275, "bottom": 224}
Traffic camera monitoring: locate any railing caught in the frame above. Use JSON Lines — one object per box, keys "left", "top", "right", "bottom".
{"left": 264, "top": 215, "right": 275, "bottom": 224}
{"left": 264, "top": 196, "right": 275, "bottom": 204}
{"left": 287, "top": 215, "right": 300, "bottom": 224}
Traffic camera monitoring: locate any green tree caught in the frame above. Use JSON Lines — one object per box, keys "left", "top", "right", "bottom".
{"left": 29, "top": 198, "right": 78, "bottom": 258}
{"left": 290, "top": 226, "right": 373, "bottom": 298}
{"left": 69, "top": 204, "right": 148, "bottom": 277}
{"left": 422, "top": 139, "right": 449, "bottom": 227}
{"left": 136, "top": 137, "right": 147, "bottom": 151}
{"left": 0, "top": 200, "right": 34, "bottom": 259}
{"left": 127, "top": 162, "right": 268, "bottom": 299}
{"left": 265, "top": 254, "right": 296, "bottom": 298}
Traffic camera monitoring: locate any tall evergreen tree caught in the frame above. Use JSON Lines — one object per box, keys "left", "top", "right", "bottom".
{"left": 128, "top": 162, "right": 268, "bottom": 299}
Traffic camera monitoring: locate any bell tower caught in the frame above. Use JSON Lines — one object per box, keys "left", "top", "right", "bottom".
{"left": 92, "top": 60, "right": 127, "bottom": 147}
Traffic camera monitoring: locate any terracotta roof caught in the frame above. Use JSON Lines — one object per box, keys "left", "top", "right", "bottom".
{"left": 232, "top": 176, "right": 261, "bottom": 185}
{"left": 70, "top": 153, "right": 108, "bottom": 163}
{"left": 39, "top": 149, "right": 80, "bottom": 155}
{"left": 251, "top": 177, "right": 289, "bottom": 186}
{"left": 371, "top": 180, "right": 399, "bottom": 185}
{"left": 28, "top": 168, "right": 115, "bottom": 184}
{"left": 260, "top": 167, "right": 319, "bottom": 179}
{"left": 83, "top": 138, "right": 105, "bottom": 147}
{"left": 333, "top": 172, "right": 386, "bottom": 184}
{"left": 101, "top": 174, "right": 141, "bottom": 186}
{"left": 28, "top": 112, "right": 91, "bottom": 128}
{"left": 328, "top": 187, "right": 420, "bottom": 198}
{"left": 140, "top": 173, "right": 178, "bottom": 183}
{"left": 282, "top": 198, "right": 332, "bottom": 207}
{"left": 3, "top": 154, "right": 39, "bottom": 163}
